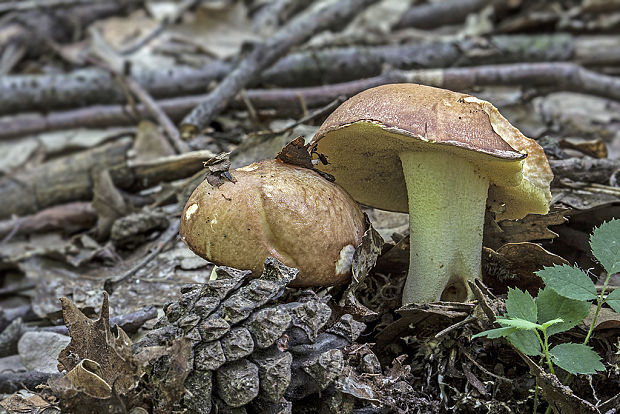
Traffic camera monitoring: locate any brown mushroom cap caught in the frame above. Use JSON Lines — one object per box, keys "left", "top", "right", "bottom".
{"left": 311, "top": 83, "right": 552, "bottom": 220}
{"left": 180, "top": 159, "right": 365, "bottom": 287}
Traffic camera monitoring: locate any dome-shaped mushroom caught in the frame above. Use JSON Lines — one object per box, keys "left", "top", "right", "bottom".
{"left": 310, "top": 84, "right": 553, "bottom": 304}
{"left": 180, "top": 159, "right": 365, "bottom": 287}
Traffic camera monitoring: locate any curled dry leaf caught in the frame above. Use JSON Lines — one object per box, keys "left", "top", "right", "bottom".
{"left": 64, "top": 359, "right": 112, "bottom": 399}
{"left": 336, "top": 217, "right": 384, "bottom": 320}
{"left": 203, "top": 152, "right": 236, "bottom": 187}
{"left": 276, "top": 136, "right": 335, "bottom": 181}
{"left": 275, "top": 136, "right": 314, "bottom": 169}
{"left": 56, "top": 293, "right": 138, "bottom": 393}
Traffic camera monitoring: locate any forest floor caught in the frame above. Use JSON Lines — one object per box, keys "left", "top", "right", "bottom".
{"left": 0, "top": 1, "right": 619, "bottom": 413}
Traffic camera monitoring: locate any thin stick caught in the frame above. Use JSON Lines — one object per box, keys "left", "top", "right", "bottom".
{"left": 104, "top": 220, "right": 180, "bottom": 294}
{"left": 122, "top": 75, "right": 190, "bottom": 153}
{"left": 4, "top": 62, "right": 620, "bottom": 140}
{"left": 180, "top": 0, "right": 380, "bottom": 135}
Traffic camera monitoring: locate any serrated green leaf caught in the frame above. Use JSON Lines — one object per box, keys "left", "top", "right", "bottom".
{"left": 541, "top": 318, "right": 564, "bottom": 329}
{"left": 590, "top": 219, "right": 620, "bottom": 275}
{"left": 472, "top": 327, "right": 516, "bottom": 339}
{"left": 537, "top": 288, "right": 591, "bottom": 337}
{"left": 536, "top": 264, "right": 597, "bottom": 301}
{"left": 549, "top": 343, "right": 605, "bottom": 375}
{"left": 495, "top": 318, "right": 540, "bottom": 331}
{"left": 508, "top": 330, "right": 541, "bottom": 356}
{"left": 605, "top": 289, "right": 620, "bottom": 314}
{"left": 505, "top": 288, "right": 537, "bottom": 323}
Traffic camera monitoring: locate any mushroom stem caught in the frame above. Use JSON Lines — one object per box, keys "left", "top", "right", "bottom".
{"left": 399, "top": 151, "right": 489, "bottom": 304}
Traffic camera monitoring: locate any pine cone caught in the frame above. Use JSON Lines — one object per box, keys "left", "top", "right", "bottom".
{"left": 135, "top": 257, "right": 365, "bottom": 413}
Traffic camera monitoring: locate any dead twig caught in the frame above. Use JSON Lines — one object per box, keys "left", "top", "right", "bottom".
{"left": 104, "top": 220, "right": 180, "bottom": 294}
{"left": 33, "top": 304, "right": 158, "bottom": 335}
{"left": 0, "top": 136, "right": 213, "bottom": 219}
{"left": 393, "top": 0, "right": 490, "bottom": 30}
{"left": 549, "top": 158, "right": 620, "bottom": 185}
{"left": 4, "top": 33, "right": 620, "bottom": 115}
{"left": 0, "top": 0, "right": 141, "bottom": 13}
{"left": 121, "top": 75, "right": 190, "bottom": 153}
{"left": 5, "top": 62, "right": 620, "bottom": 140}
{"left": 0, "top": 202, "right": 96, "bottom": 240}
{"left": 179, "top": 0, "right": 381, "bottom": 136}
{"left": 269, "top": 97, "right": 345, "bottom": 135}
{"left": 0, "top": 371, "right": 59, "bottom": 394}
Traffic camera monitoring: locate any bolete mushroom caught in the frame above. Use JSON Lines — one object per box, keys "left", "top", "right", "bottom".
{"left": 180, "top": 159, "right": 365, "bottom": 287}
{"left": 310, "top": 84, "right": 552, "bottom": 304}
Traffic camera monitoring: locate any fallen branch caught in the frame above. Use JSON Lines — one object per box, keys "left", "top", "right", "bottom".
{"left": 3, "top": 62, "right": 620, "bottom": 139}
{"left": 35, "top": 304, "right": 158, "bottom": 335}
{"left": 0, "top": 371, "right": 59, "bottom": 394}
{"left": 0, "top": 1, "right": 143, "bottom": 73}
{"left": 3, "top": 33, "right": 618, "bottom": 114}
{"left": 0, "top": 202, "right": 96, "bottom": 240}
{"left": 0, "top": 0, "right": 142, "bottom": 13}
{"left": 180, "top": 0, "right": 381, "bottom": 135}
{"left": 393, "top": 0, "right": 490, "bottom": 30}
{"left": 89, "top": 58, "right": 191, "bottom": 154}
{"left": 0, "top": 137, "right": 213, "bottom": 218}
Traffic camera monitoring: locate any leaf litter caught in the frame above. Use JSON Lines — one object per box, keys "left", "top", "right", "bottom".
{"left": 1, "top": 0, "right": 620, "bottom": 412}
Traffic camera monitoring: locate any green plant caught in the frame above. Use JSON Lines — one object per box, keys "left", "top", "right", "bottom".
{"left": 474, "top": 219, "right": 620, "bottom": 385}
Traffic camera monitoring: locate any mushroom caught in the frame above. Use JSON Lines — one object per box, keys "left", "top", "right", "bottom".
{"left": 180, "top": 159, "right": 365, "bottom": 287}
{"left": 310, "top": 84, "right": 552, "bottom": 304}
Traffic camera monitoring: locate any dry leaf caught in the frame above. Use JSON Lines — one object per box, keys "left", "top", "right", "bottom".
{"left": 0, "top": 391, "right": 55, "bottom": 413}
{"left": 482, "top": 242, "right": 568, "bottom": 296}
{"left": 203, "top": 152, "right": 235, "bottom": 187}
{"left": 92, "top": 169, "right": 129, "bottom": 240}
{"left": 560, "top": 137, "right": 608, "bottom": 159}
{"left": 56, "top": 293, "right": 140, "bottom": 395}
{"left": 337, "top": 217, "right": 384, "bottom": 320}
{"left": 135, "top": 338, "right": 193, "bottom": 414}
{"left": 131, "top": 120, "right": 176, "bottom": 163}
{"left": 64, "top": 359, "right": 112, "bottom": 399}
{"left": 484, "top": 209, "right": 567, "bottom": 250}
{"left": 517, "top": 350, "right": 599, "bottom": 414}
{"left": 275, "top": 136, "right": 314, "bottom": 170}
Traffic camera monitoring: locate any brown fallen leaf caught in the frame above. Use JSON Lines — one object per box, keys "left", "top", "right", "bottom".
{"left": 203, "top": 152, "right": 236, "bottom": 187}
{"left": 484, "top": 209, "right": 567, "bottom": 250}
{"left": 134, "top": 338, "right": 193, "bottom": 414}
{"left": 560, "top": 137, "right": 608, "bottom": 159}
{"left": 516, "top": 350, "right": 599, "bottom": 414}
{"left": 92, "top": 169, "right": 129, "bottom": 240}
{"left": 482, "top": 242, "right": 568, "bottom": 296}
{"left": 275, "top": 136, "right": 314, "bottom": 169}
{"left": 0, "top": 391, "right": 55, "bottom": 413}
{"left": 55, "top": 293, "right": 140, "bottom": 397}
{"left": 276, "top": 136, "right": 335, "bottom": 182}
{"left": 336, "top": 217, "right": 384, "bottom": 320}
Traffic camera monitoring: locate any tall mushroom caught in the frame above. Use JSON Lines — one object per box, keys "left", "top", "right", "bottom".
{"left": 180, "top": 159, "right": 365, "bottom": 287}
{"left": 310, "top": 84, "right": 552, "bottom": 304}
